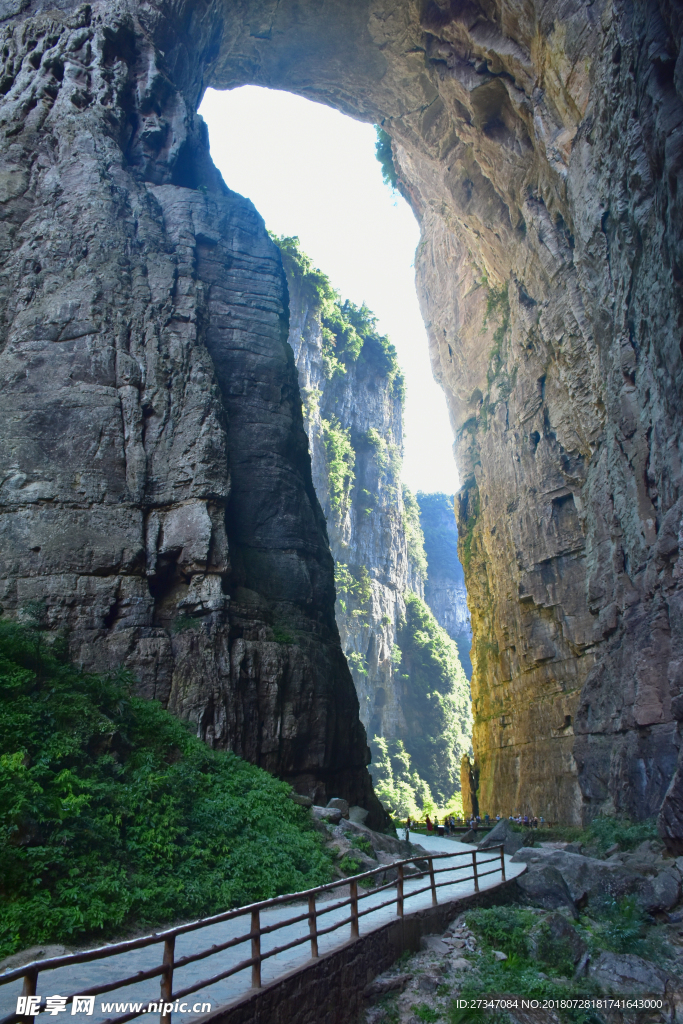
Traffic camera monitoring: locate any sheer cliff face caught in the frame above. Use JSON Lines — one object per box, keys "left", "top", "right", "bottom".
{"left": 419, "top": 492, "right": 473, "bottom": 681}
{"left": 285, "top": 251, "right": 472, "bottom": 805}
{"left": 286, "top": 263, "right": 415, "bottom": 744}
{"left": 0, "top": 3, "right": 384, "bottom": 824}
{"left": 2, "top": 0, "right": 683, "bottom": 829}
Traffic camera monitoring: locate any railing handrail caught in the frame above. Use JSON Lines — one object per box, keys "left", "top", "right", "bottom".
{"left": 2, "top": 844, "right": 506, "bottom": 1024}
{"left": 0, "top": 845, "right": 502, "bottom": 986}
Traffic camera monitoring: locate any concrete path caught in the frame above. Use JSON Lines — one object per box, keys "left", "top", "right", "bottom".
{"left": 0, "top": 835, "right": 524, "bottom": 1024}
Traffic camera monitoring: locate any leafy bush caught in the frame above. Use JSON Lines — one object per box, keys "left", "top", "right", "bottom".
{"left": 350, "top": 833, "right": 374, "bottom": 857}
{"left": 321, "top": 416, "right": 356, "bottom": 518}
{"left": 375, "top": 126, "right": 398, "bottom": 189}
{"left": 465, "top": 906, "right": 536, "bottom": 960}
{"left": 412, "top": 1005, "right": 440, "bottom": 1023}
{"left": 592, "top": 896, "right": 647, "bottom": 956}
{"left": 584, "top": 815, "right": 659, "bottom": 854}
{"left": 370, "top": 737, "right": 434, "bottom": 819}
{"left": 338, "top": 854, "right": 362, "bottom": 875}
{"left": 0, "top": 621, "right": 333, "bottom": 958}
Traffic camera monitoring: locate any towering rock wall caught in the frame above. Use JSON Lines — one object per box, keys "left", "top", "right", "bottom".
{"left": 419, "top": 492, "right": 473, "bottom": 680}
{"left": 0, "top": 4, "right": 385, "bottom": 825}
{"left": 284, "top": 237, "right": 412, "bottom": 742}
{"left": 282, "top": 238, "right": 471, "bottom": 806}
{"left": 1, "top": 0, "right": 683, "bottom": 830}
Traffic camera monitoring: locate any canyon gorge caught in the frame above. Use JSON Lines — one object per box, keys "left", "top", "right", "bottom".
{"left": 282, "top": 234, "right": 472, "bottom": 810}
{"left": 0, "top": 0, "right": 682, "bottom": 837}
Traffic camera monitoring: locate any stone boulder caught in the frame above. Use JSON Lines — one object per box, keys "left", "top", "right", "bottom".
{"left": 312, "top": 805, "right": 342, "bottom": 824}
{"left": 515, "top": 865, "right": 578, "bottom": 917}
{"left": 477, "top": 818, "right": 523, "bottom": 855}
{"left": 588, "top": 952, "right": 669, "bottom": 996}
{"left": 341, "top": 819, "right": 415, "bottom": 859}
{"left": 459, "top": 828, "right": 479, "bottom": 843}
{"left": 420, "top": 935, "right": 450, "bottom": 954}
{"left": 349, "top": 805, "right": 369, "bottom": 824}
{"left": 511, "top": 846, "right": 681, "bottom": 912}
{"left": 289, "top": 792, "right": 313, "bottom": 807}
{"left": 327, "top": 797, "right": 350, "bottom": 818}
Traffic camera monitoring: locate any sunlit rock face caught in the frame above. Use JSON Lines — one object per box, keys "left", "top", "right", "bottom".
{"left": 1, "top": 0, "right": 682, "bottom": 828}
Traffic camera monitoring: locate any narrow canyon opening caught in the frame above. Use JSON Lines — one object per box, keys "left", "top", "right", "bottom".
{"left": 197, "top": 83, "right": 476, "bottom": 820}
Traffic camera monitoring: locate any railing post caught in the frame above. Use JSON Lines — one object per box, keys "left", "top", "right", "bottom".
{"left": 20, "top": 968, "right": 38, "bottom": 1024}
{"left": 350, "top": 879, "right": 359, "bottom": 939}
{"left": 428, "top": 857, "right": 437, "bottom": 906}
{"left": 308, "top": 893, "right": 318, "bottom": 958}
{"left": 500, "top": 844, "right": 506, "bottom": 881}
{"left": 160, "top": 936, "right": 175, "bottom": 1024}
{"left": 396, "top": 863, "right": 404, "bottom": 917}
{"left": 251, "top": 909, "right": 262, "bottom": 989}
{"left": 472, "top": 849, "right": 479, "bottom": 892}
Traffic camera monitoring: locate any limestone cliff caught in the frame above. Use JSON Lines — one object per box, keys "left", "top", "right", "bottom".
{"left": 281, "top": 237, "right": 471, "bottom": 806}
{"left": 418, "top": 491, "right": 473, "bottom": 680}
{"left": 1, "top": 0, "right": 683, "bottom": 832}
{"left": 0, "top": 6, "right": 385, "bottom": 825}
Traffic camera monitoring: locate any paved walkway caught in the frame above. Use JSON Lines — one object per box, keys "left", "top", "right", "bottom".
{"left": 0, "top": 835, "right": 524, "bottom": 1024}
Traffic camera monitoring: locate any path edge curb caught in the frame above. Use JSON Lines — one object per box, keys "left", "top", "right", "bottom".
{"left": 197, "top": 873, "right": 525, "bottom": 1024}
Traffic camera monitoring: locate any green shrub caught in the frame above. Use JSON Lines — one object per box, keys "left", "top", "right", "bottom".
{"left": 375, "top": 126, "right": 398, "bottom": 189}
{"left": 0, "top": 621, "right": 333, "bottom": 957}
{"left": 593, "top": 896, "right": 647, "bottom": 955}
{"left": 585, "top": 815, "right": 659, "bottom": 854}
{"left": 272, "top": 627, "right": 294, "bottom": 644}
{"left": 338, "top": 854, "right": 362, "bottom": 875}
{"left": 321, "top": 416, "right": 355, "bottom": 518}
{"left": 412, "top": 1005, "right": 440, "bottom": 1023}
{"left": 403, "top": 486, "right": 428, "bottom": 583}
{"left": 465, "top": 906, "right": 536, "bottom": 960}
{"left": 271, "top": 234, "right": 404, "bottom": 399}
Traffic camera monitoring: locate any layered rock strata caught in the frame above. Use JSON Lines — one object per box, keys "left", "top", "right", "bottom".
{"left": 1, "top": 0, "right": 682, "bottom": 828}
{"left": 0, "top": 6, "right": 384, "bottom": 824}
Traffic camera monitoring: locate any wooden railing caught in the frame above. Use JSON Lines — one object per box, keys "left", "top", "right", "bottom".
{"left": 0, "top": 845, "right": 506, "bottom": 1024}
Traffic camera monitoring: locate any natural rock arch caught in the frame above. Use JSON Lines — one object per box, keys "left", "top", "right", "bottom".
{"left": 1, "top": 0, "right": 682, "bottom": 832}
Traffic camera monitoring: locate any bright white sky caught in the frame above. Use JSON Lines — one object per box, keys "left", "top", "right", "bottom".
{"left": 199, "top": 86, "right": 459, "bottom": 495}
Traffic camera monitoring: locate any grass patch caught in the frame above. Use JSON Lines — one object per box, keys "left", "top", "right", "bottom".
{"left": 465, "top": 906, "right": 536, "bottom": 960}
{"left": 0, "top": 620, "right": 333, "bottom": 958}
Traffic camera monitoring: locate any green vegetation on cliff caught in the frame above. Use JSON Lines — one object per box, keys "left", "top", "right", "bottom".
{"left": 395, "top": 593, "right": 472, "bottom": 805}
{"left": 0, "top": 620, "right": 332, "bottom": 958}
{"left": 273, "top": 234, "right": 404, "bottom": 398}
{"left": 321, "top": 415, "right": 356, "bottom": 519}
{"left": 371, "top": 737, "right": 434, "bottom": 819}
{"left": 402, "top": 486, "right": 428, "bottom": 584}
{"left": 374, "top": 126, "right": 398, "bottom": 189}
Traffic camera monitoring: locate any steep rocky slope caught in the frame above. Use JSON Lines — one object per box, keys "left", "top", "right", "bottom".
{"left": 1, "top": 0, "right": 682, "bottom": 832}
{"left": 282, "top": 237, "right": 471, "bottom": 808}
{"left": 418, "top": 491, "right": 473, "bottom": 680}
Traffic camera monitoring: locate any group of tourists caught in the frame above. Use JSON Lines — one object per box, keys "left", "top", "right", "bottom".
{"left": 403, "top": 810, "right": 546, "bottom": 840}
